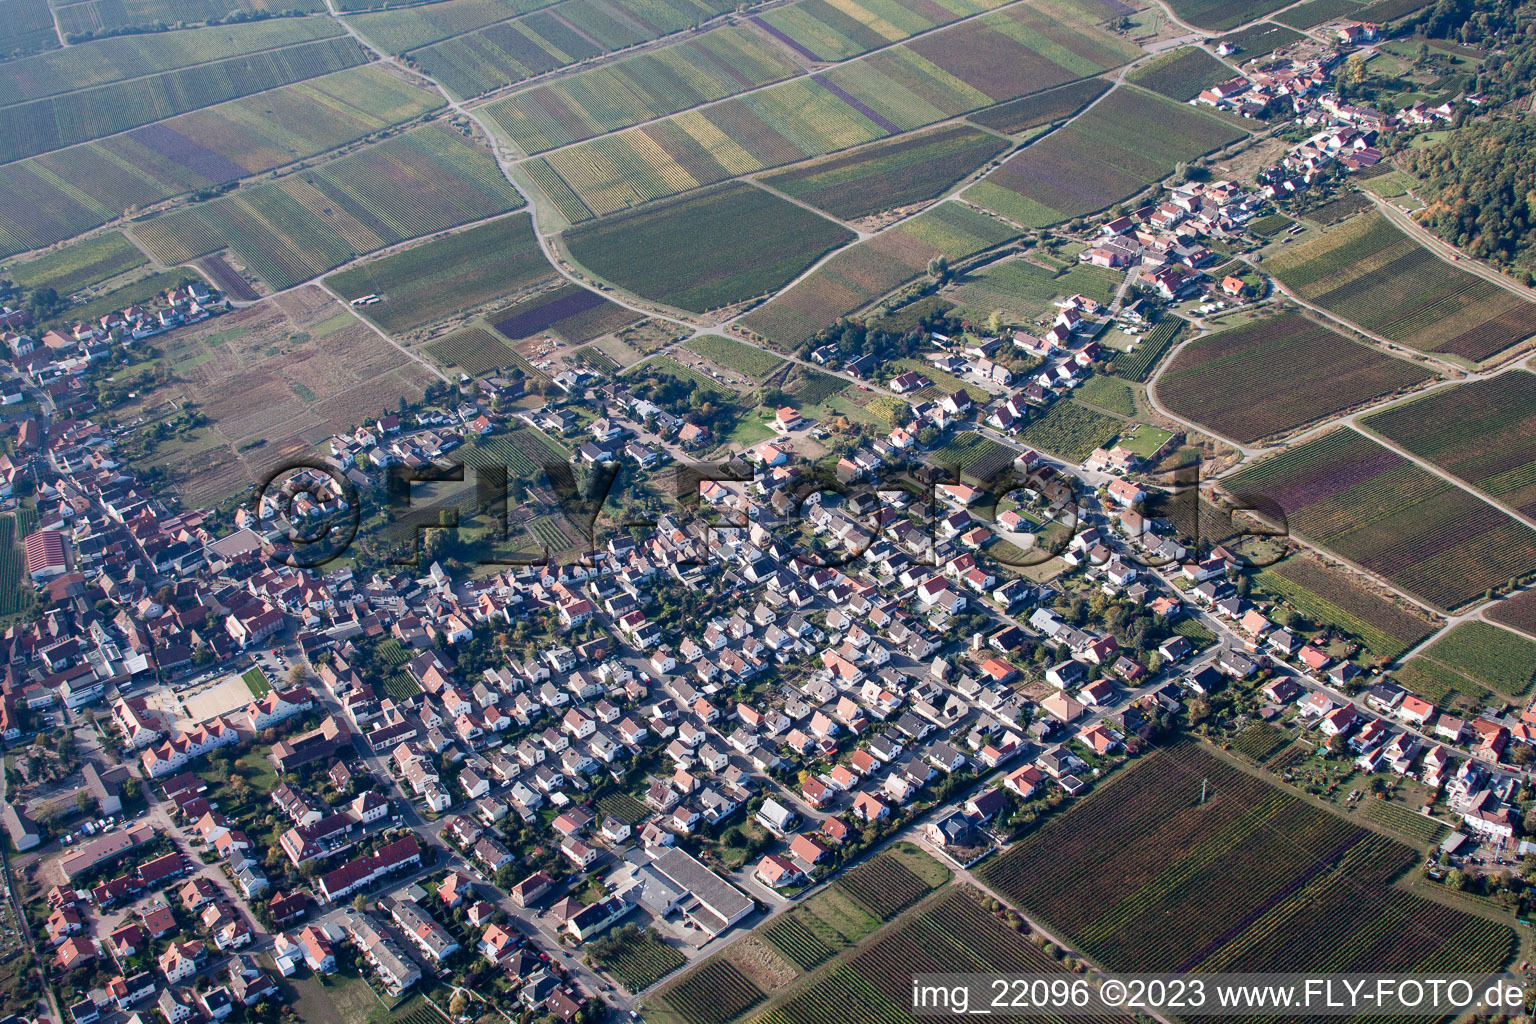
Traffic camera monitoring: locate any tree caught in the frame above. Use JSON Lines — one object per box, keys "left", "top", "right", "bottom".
{"left": 76, "top": 791, "right": 94, "bottom": 816}
{"left": 926, "top": 255, "right": 949, "bottom": 281}
{"left": 987, "top": 310, "right": 1005, "bottom": 335}
{"left": 1444, "top": 868, "right": 1468, "bottom": 891}
{"left": 286, "top": 663, "right": 307, "bottom": 686}
{"left": 449, "top": 991, "right": 470, "bottom": 1019}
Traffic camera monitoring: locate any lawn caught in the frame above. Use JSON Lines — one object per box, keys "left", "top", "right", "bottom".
{"left": 564, "top": 183, "right": 855, "bottom": 314}
{"left": 241, "top": 667, "right": 271, "bottom": 699}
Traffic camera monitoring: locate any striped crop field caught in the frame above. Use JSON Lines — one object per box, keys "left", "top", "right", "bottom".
{"left": 327, "top": 213, "right": 556, "bottom": 334}
{"left": 965, "top": 86, "right": 1246, "bottom": 228}
{"left": 485, "top": 24, "right": 801, "bottom": 155}
{"left": 1155, "top": 311, "right": 1435, "bottom": 444}
{"left": 980, "top": 743, "right": 1515, "bottom": 976}
{"left": 133, "top": 123, "right": 523, "bottom": 291}
{"left": 524, "top": 0, "right": 1139, "bottom": 221}
{"left": 1363, "top": 370, "right": 1536, "bottom": 520}
{"left": 1265, "top": 212, "right": 1536, "bottom": 363}
{"left": 407, "top": 0, "right": 739, "bottom": 99}
{"left": 564, "top": 182, "right": 854, "bottom": 313}
{"left": 738, "top": 202, "right": 1018, "bottom": 349}
{"left": 0, "top": 64, "right": 445, "bottom": 259}
{"left": 760, "top": 125, "right": 1009, "bottom": 221}
{"left": 1225, "top": 427, "right": 1536, "bottom": 611}
{"left": 752, "top": 0, "right": 1013, "bottom": 62}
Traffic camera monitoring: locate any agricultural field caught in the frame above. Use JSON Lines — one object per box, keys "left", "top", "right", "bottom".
{"left": 426, "top": 327, "right": 521, "bottom": 377}
{"left": 739, "top": 202, "right": 1018, "bottom": 349}
{"left": 1301, "top": 191, "right": 1371, "bottom": 226}
{"left": 752, "top": 0, "right": 1012, "bottom": 62}
{"left": 947, "top": 255, "right": 1122, "bottom": 326}
{"left": 1, "top": 34, "right": 370, "bottom": 164}
{"left": 1074, "top": 374, "right": 1136, "bottom": 416}
{"left": 121, "top": 286, "right": 436, "bottom": 505}
{"left": 1266, "top": 211, "right": 1536, "bottom": 363}
{"left": 343, "top": 0, "right": 565, "bottom": 52}
{"left": 760, "top": 126, "right": 1009, "bottom": 222}
{"left": 649, "top": 961, "right": 768, "bottom": 1024}
{"left": 1362, "top": 370, "right": 1536, "bottom": 519}
{"left": 0, "top": 0, "right": 57, "bottom": 59}
{"left": 785, "top": 368, "right": 847, "bottom": 406}
{"left": 1230, "top": 721, "right": 1288, "bottom": 761}
{"left": 409, "top": 0, "right": 739, "bottom": 100}
{"left": 591, "top": 929, "right": 686, "bottom": 992}
{"left": 523, "top": 1, "right": 1140, "bottom": 221}
{"left": 749, "top": 887, "right": 1131, "bottom": 1024}
{"left": 1253, "top": 555, "right": 1439, "bottom": 662}
{"left": 133, "top": 122, "right": 523, "bottom": 292}
{"left": 53, "top": 0, "right": 327, "bottom": 36}
{"left": 0, "top": 16, "right": 344, "bottom": 101}
{"left": 1017, "top": 399, "right": 1123, "bottom": 462}
{"left": 1215, "top": 21, "right": 1304, "bottom": 56}
{"left": 0, "top": 64, "right": 446, "bottom": 259}
{"left": 564, "top": 183, "right": 854, "bottom": 314}
{"left": 4, "top": 231, "right": 146, "bottom": 295}
{"left": 931, "top": 431, "right": 1019, "bottom": 485}
{"left": 1223, "top": 427, "right": 1536, "bottom": 611}
{"left": 0, "top": 518, "right": 25, "bottom": 618}
{"left": 1109, "top": 314, "right": 1185, "bottom": 381}
{"left": 1273, "top": 0, "right": 1367, "bottom": 26}
{"left": 1162, "top": 0, "right": 1293, "bottom": 29}
{"left": 1247, "top": 211, "right": 1293, "bottom": 237}
{"left": 490, "top": 283, "right": 643, "bottom": 343}
{"left": 966, "top": 87, "right": 1246, "bottom": 227}
{"left": 1488, "top": 587, "right": 1536, "bottom": 636}
{"left": 980, "top": 743, "right": 1515, "bottom": 975}
{"left": 484, "top": 24, "right": 802, "bottom": 155}
{"left": 1154, "top": 311, "right": 1435, "bottom": 444}
{"left": 1126, "top": 45, "right": 1236, "bottom": 101}
{"left": 684, "top": 336, "right": 785, "bottom": 382}
{"left": 1356, "top": 799, "right": 1448, "bottom": 846}
{"left": 327, "top": 213, "right": 555, "bottom": 335}
{"left": 967, "top": 77, "right": 1111, "bottom": 135}
{"left": 1415, "top": 621, "right": 1536, "bottom": 698}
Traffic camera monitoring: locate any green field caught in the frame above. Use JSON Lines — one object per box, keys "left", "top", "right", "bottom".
{"left": 0, "top": 64, "right": 446, "bottom": 259}
{"left": 948, "top": 255, "right": 1121, "bottom": 324}
{"left": 1226, "top": 428, "right": 1536, "bottom": 611}
{"left": 966, "top": 87, "right": 1246, "bottom": 227}
{"left": 489, "top": 283, "right": 643, "bottom": 343}
{"left": 1127, "top": 46, "right": 1236, "bottom": 101}
{"left": 0, "top": 0, "right": 58, "bottom": 59}
{"left": 524, "top": 1, "right": 1140, "bottom": 221}
{"left": 485, "top": 23, "right": 801, "bottom": 155}
{"left": 1361, "top": 370, "right": 1536, "bottom": 521}
{"left": 739, "top": 203, "right": 1019, "bottom": 349}
{"left": 5, "top": 231, "right": 147, "bottom": 294}
{"left": 55, "top": 0, "right": 327, "bottom": 36}
{"left": 1266, "top": 211, "right": 1536, "bottom": 363}
{"left": 133, "top": 123, "right": 523, "bottom": 291}
{"left": 1074, "top": 374, "right": 1136, "bottom": 416}
{"left": 409, "top": 0, "right": 739, "bottom": 100}
{"left": 1215, "top": 21, "right": 1305, "bottom": 56}
{"left": 1254, "top": 556, "right": 1437, "bottom": 661}
{"left": 343, "top": 0, "right": 565, "bottom": 52}
{"left": 241, "top": 667, "right": 272, "bottom": 699}
{"left": 967, "top": 77, "right": 1111, "bottom": 135}
{"left": 327, "top": 213, "right": 555, "bottom": 334}
{"left": 1162, "top": 0, "right": 1294, "bottom": 29}
{"left": 980, "top": 742, "right": 1515, "bottom": 976}
{"left": 0, "top": 21, "right": 368, "bottom": 162}
{"left": 425, "top": 327, "right": 520, "bottom": 377}
{"left": 1017, "top": 399, "right": 1122, "bottom": 462}
{"left": 1416, "top": 621, "right": 1536, "bottom": 697}
{"left": 1109, "top": 315, "right": 1186, "bottom": 381}
{"left": 760, "top": 125, "right": 1009, "bottom": 222}
{"left": 1155, "top": 311, "right": 1433, "bottom": 444}
{"left": 564, "top": 183, "right": 855, "bottom": 314}
{"left": 684, "top": 336, "right": 786, "bottom": 382}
